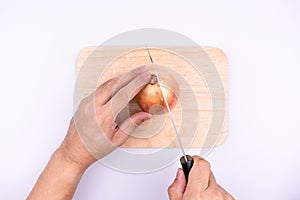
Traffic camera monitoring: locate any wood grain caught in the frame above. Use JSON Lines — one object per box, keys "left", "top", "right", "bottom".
{"left": 75, "top": 46, "right": 228, "bottom": 148}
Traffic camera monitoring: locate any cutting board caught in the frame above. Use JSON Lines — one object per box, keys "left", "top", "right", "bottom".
{"left": 75, "top": 46, "right": 228, "bottom": 148}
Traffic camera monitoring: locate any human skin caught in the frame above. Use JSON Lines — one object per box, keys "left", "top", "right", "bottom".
{"left": 27, "top": 65, "right": 234, "bottom": 200}
{"left": 168, "top": 156, "right": 235, "bottom": 200}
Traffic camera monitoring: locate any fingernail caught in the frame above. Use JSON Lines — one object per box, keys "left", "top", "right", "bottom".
{"left": 141, "top": 114, "right": 151, "bottom": 122}
{"left": 146, "top": 113, "right": 152, "bottom": 119}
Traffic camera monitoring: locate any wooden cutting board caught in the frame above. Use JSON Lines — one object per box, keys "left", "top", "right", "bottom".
{"left": 75, "top": 46, "right": 228, "bottom": 148}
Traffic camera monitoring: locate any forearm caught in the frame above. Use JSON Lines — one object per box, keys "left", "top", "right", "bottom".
{"left": 27, "top": 148, "right": 87, "bottom": 200}
{"left": 27, "top": 67, "right": 152, "bottom": 199}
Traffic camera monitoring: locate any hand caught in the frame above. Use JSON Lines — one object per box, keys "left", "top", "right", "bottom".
{"left": 28, "top": 66, "right": 152, "bottom": 199}
{"left": 58, "top": 65, "right": 152, "bottom": 170}
{"left": 168, "top": 156, "right": 234, "bottom": 200}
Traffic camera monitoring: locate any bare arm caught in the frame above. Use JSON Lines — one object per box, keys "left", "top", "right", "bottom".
{"left": 27, "top": 65, "right": 234, "bottom": 200}
{"left": 27, "top": 66, "right": 151, "bottom": 199}
{"left": 27, "top": 147, "right": 86, "bottom": 199}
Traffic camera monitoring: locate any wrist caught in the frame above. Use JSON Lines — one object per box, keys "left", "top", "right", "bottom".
{"left": 54, "top": 146, "right": 91, "bottom": 174}
{"left": 27, "top": 148, "right": 87, "bottom": 199}
{"left": 57, "top": 118, "right": 97, "bottom": 170}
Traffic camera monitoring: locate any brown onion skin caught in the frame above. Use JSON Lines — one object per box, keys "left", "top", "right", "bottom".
{"left": 135, "top": 74, "right": 179, "bottom": 114}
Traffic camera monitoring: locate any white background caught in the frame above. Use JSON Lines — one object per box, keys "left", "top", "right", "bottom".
{"left": 1, "top": 0, "right": 300, "bottom": 199}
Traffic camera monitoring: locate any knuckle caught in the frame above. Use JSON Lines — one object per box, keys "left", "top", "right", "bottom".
{"left": 216, "top": 192, "right": 224, "bottom": 200}
{"left": 167, "top": 185, "right": 175, "bottom": 195}
{"left": 103, "top": 112, "right": 114, "bottom": 123}
{"left": 107, "top": 77, "right": 119, "bottom": 86}
{"left": 101, "top": 103, "right": 111, "bottom": 114}
{"left": 117, "top": 89, "right": 129, "bottom": 100}
{"left": 209, "top": 190, "right": 224, "bottom": 200}
{"left": 99, "top": 77, "right": 119, "bottom": 93}
{"left": 183, "top": 188, "right": 201, "bottom": 200}
{"left": 195, "top": 159, "right": 211, "bottom": 170}
{"left": 97, "top": 105, "right": 113, "bottom": 122}
{"left": 110, "top": 77, "right": 120, "bottom": 88}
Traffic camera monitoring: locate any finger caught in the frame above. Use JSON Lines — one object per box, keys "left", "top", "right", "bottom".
{"left": 95, "top": 77, "right": 119, "bottom": 105}
{"left": 168, "top": 169, "right": 186, "bottom": 200}
{"left": 106, "top": 71, "right": 151, "bottom": 118}
{"left": 95, "top": 65, "right": 149, "bottom": 105}
{"left": 208, "top": 170, "right": 218, "bottom": 188}
{"left": 185, "top": 156, "right": 211, "bottom": 193}
{"left": 111, "top": 111, "right": 151, "bottom": 146}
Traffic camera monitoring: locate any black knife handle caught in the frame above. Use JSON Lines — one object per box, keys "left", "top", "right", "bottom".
{"left": 180, "top": 155, "right": 194, "bottom": 183}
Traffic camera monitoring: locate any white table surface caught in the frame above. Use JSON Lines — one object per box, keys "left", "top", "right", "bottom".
{"left": 1, "top": 0, "right": 300, "bottom": 199}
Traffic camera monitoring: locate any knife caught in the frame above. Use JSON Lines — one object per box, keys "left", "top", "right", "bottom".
{"left": 145, "top": 46, "right": 194, "bottom": 182}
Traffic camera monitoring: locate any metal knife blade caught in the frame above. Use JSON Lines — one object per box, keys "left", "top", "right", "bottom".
{"left": 145, "top": 45, "right": 188, "bottom": 162}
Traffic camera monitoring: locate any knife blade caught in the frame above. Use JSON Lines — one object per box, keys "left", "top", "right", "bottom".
{"left": 145, "top": 45, "right": 194, "bottom": 182}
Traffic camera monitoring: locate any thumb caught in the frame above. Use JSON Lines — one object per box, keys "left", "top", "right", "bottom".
{"left": 112, "top": 112, "right": 151, "bottom": 146}
{"left": 168, "top": 169, "right": 186, "bottom": 200}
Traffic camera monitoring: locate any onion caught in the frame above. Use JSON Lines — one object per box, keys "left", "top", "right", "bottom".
{"left": 135, "top": 71, "right": 179, "bottom": 114}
